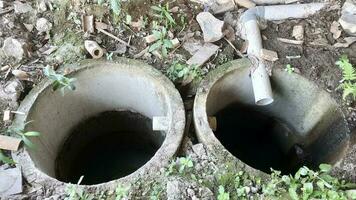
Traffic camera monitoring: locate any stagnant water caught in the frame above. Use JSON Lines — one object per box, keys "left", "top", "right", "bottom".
{"left": 55, "top": 111, "right": 162, "bottom": 185}
{"left": 214, "top": 104, "right": 310, "bottom": 175}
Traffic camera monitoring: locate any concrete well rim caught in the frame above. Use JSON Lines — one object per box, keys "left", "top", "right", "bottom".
{"left": 12, "top": 58, "right": 186, "bottom": 189}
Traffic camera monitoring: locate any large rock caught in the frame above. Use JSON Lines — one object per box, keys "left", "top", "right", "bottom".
{"left": 339, "top": 0, "right": 356, "bottom": 36}
{"left": 196, "top": 12, "right": 225, "bottom": 43}
{"left": 13, "top": 1, "right": 33, "bottom": 14}
{"left": 2, "top": 37, "right": 24, "bottom": 60}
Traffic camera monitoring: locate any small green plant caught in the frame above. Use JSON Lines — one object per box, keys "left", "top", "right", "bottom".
{"left": 44, "top": 66, "right": 76, "bottom": 94}
{"left": 263, "top": 164, "right": 356, "bottom": 200}
{"left": 0, "top": 150, "right": 15, "bottom": 165}
{"left": 106, "top": 52, "right": 114, "bottom": 61}
{"left": 151, "top": 3, "right": 176, "bottom": 29}
{"left": 336, "top": 55, "right": 356, "bottom": 100}
{"left": 98, "top": 0, "right": 121, "bottom": 16}
{"left": 7, "top": 121, "right": 40, "bottom": 149}
{"left": 178, "top": 156, "right": 194, "bottom": 173}
{"left": 115, "top": 184, "right": 130, "bottom": 200}
{"left": 167, "top": 61, "right": 202, "bottom": 85}
{"left": 149, "top": 185, "right": 163, "bottom": 200}
{"left": 65, "top": 176, "right": 93, "bottom": 200}
{"left": 285, "top": 64, "right": 295, "bottom": 74}
{"left": 149, "top": 27, "right": 173, "bottom": 58}
{"left": 217, "top": 186, "right": 230, "bottom": 200}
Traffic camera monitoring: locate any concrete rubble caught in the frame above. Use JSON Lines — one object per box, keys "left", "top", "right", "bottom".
{"left": 13, "top": 1, "right": 33, "bottom": 14}
{"left": 0, "top": 167, "right": 22, "bottom": 197}
{"left": 187, "top": 43, "right": 219, "bottom": 67}
{"left": 196, "top": 12, "right": 225, "bottom": 43}
{"left": 339, "top": 0, "right": 356, "bottom": 36}
{"left": 2, "top": 37, "right": 25, "bottom": 60}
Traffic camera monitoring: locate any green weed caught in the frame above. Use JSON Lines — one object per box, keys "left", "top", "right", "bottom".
{"left": 115, "top": 184, "right": 130, "bottom": 200}
{"left": 217, "top": 186, "right": 230, "bottom": 200}
{"left": 0, "top": 150, "right": 15, "bottom": 165}
{"left": 336, "top": 55, "right": 356, "bottom": 100}
{"left": 149, "top": 185, "right": 163, "bottom": 200}
{"left": 151, "top": 3, "right": 176, "bottom": 29}
{"left": 285, "top": 64, "right": 295, "bottom": 74}
{"left": 65, "top": 176, "right": 93, "bottom": 200}
{"left": 44, "top": 66, "right": 76, "bottom": 94}
{"left": 149, "top": 27, "right": 173, "bottom": 58}
{"left": 167, "top": 61, "right": 202, "bottom": 85}
{"left": 7, "top": 121, "right": 40, "bottom": 149}
{"left": 98, "top": 0, "right": 121, "bottom": 16}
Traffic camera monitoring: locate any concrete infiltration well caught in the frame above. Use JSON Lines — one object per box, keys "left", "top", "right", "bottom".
{"left": 194, "top": 59, "right": 351, "bottom": 175}
{"left": 12, "top": 59, "right": 185, "bottom": 187}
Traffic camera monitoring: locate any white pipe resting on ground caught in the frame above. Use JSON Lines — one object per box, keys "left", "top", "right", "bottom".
{"left": 239, "top": 3, "right": 327, "bottom": 106}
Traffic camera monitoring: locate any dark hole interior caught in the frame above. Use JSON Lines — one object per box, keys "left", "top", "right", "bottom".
{"left": 93, "top": 49, "right": 100, "bottom": 56}
{"left": 214, "top": 103, "right": 313, "bottom": 175}
{"left": 55, "top": 110, "right": 163, "bottom": 185}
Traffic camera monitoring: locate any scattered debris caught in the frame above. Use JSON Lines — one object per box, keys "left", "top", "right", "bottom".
{"left": 187, "top": 43, "right": 219, "bottom": 67}
{"left": 37, "top": 0, "right": 47, "bottom": 12}
{"left": 97, "top": 28, "right": 132, "bottom": 48}
{"left": 234, "top": 0, "right": 256, "bottom": 8}
{"left": 339, "top": 0, "right": 356, "bottom": 36}
{"left": 211, "top": 0, "right": 236, "bottom": 14}
{"left": 277, "top": 37, "right": 304, "bottom": 45}
{"left": 3, "top": 110, "right": 11, "bottom": 122}
{"left": 224, "top": 38, "right": 244, "bottom": 58}
{"left": 95, "top": 21, "right": 110, "bottom": 30}
{"left": 36, "top": 18, "right": 52, "bottom": 33}
{"left": 84, "top": 40, "right": 104, "bottom": 59}
{"left": 0, "top": 135, "right": 21, "bottom": 151}
{"left": 286, "top": 55, "right": 301, "bottom": 60}
{"left": 12, "top": 69, "right": 29, "bottom": 80}
{"left": 330, "top": 21, "right": 342, "bottom": 39}
{"left": 13, "top": 1, "right": 33, "bottom": 14}
{"left": 223, "top": 24, "right": 236, "bottom": 42}
{"left": 292, "top": 25, "right": 304, "bottom": 40}
{"left": 0, "top": 65, "right": 10, "bottom": 72}
{"left": 260, "top": 49, "right": 278, "bottom": 62}
{"left": 183, "top": 38, "right": 204, "bottom": 55}
{"left": 0, "top": 80, "right": 21, "bottom": 104}
{"left": 171, "top": 38, "right": 180, "bottom": 48}
{"left": 82, "top": 15, "right": 94, "bottom": 33}
{"left": 23, "top": 23, "right": 34, "bottom": 32}
{"left": 333, "top": 37, "right": 356, "bottom": 48}
{"left": 144, "top": 34, "right": 158, "bottom": 44}
{"left": 196, "top": 12, "right": 224, "bottom": 43}
{"left": 0, "top": 167, "right": 22, "bottom": 196}
{"left": 2, "top": 38, "right": 24, "bottom": 60}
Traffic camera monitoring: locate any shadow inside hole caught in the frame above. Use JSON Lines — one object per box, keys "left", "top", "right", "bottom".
{"left": 214, "top": 103, "right": 312, "bottom": 175}
{"left": 55, "top": 111, "right": 163, "bottom": 185}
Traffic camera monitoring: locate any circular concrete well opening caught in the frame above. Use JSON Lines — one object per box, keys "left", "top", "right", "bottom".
{"left": 13, "top": 59, "right": 185, "bottom": 186}
{"left": 194, "top": 59, "right": 350, "bottom": 175}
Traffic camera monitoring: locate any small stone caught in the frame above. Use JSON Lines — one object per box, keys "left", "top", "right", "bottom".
{"left": 2, "top": 37, "right": 24, "bottom": 60}
{"left": 330, "top": 21, "right": 342, "bottom": 39}
{"left": 12, "top": 69, "right": 29, "bottom": 80}
{"left": 0, "top": 1, "right": 4, "bottom": 8}
{"left": 339, "top": 0, "right": 356, "bottom": 36}
{"left": 3, "top": 110, "right": 11, "bottom": 122}
{"left": 192, "top": 143, "right": 207, "bottom": 158}
{"left": 38, "top": 0, "right": 47, "bottom": 12}
{"left": 187, "top": 43, "right": 219, "bottom": 67}
{"left": 0, "top": 80, "right": 21, "bottom": 103}
{"left": 333, "top": 37, "right": 356, "bottom": 48}
{"left": 167, "top": 180, "right": 185, "bottom": 200}
{"left": 36, "top": 18, "right": 52, "bottom": 33}
{"left": 196, "top": 12, "right": 225, "bottom": 43}
{"left": 115, "top": 43, "right": 127, "bottom": 54}
{"left": 171, "top": 38, "right": 180, "bottom": 48}
{"left": 292, "top": 25, "right": 304, "bottom": 40}
{"left": 144, "top": 34, "right": 158, "bottom": 44}
{"left": 14, "top": 1, "right": 33, "bottom": 14}
{"left": 23, "top": 23, "right": 34, "bottom": 32}
{"left": 0, "top": 167, "right": 22, "bottom": 196}
{"left": 0, "top": 65, "right": 10, "bottom": 72}
{"left": 260, "top": 49, "right": 278, "bottom": 62}
{"left": 211, "top": 0, "right": 236, "bottom": 14}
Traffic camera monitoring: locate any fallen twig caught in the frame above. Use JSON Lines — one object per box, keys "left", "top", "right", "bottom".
{"left": 224, "top": 37, "right": 244, "bottom": 58}
{"left": 97, "top": 28, "right": 134, "bottom": 49}
{"left": 277, "top": 37, "right": 304, "bottom": 45}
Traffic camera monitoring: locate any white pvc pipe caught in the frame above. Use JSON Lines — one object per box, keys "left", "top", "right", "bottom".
{"left": 239, "top": 3, "right": 327, "bottom": 106}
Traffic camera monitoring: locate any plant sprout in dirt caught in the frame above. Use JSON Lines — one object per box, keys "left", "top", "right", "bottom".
{"left": 6, "top": 121, "right": 41, "bottom": 149}
{"left": 167, "top": 61, "right": 203, "bottom": 85}
{"left": 149, "top": 27, "right": 173, "bottom": 58}
{"left": 98, "top": 0, "right": 121, "bottom": 16}
{"left": 151, "top": 3, "right": 176, "bottom": 29}
{"left": 285, "top": 64, "right": 295, "bottom": 74}
{"left": 44, "top": 66, "right": 76, "bottom": 94}
{"left": 336, "top": 55, "right": 356, "bottom": 100}
{"left": 65, "top": 176, "right": 94, "bottom": 200}
{"left": 0, "top": 150, "right": 15, "bottom": 165}
{"left": 115, "top": 184, "right": 130, "bottom": 200}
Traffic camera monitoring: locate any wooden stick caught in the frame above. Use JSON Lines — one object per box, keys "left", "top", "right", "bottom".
{"left": 97, "top": 28, "right": 133, "bottom": 48}
{"left": 0, "top": 135, "right": 22, "bottom": 151}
